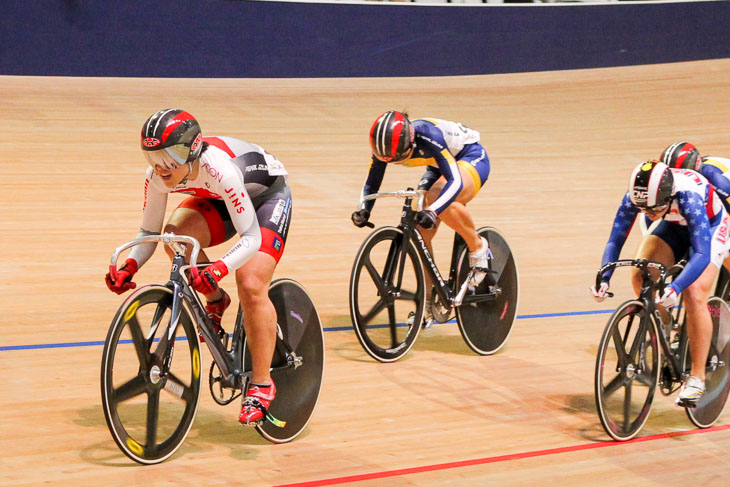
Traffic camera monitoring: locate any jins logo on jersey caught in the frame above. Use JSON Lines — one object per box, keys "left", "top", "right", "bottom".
{"left": 224, "top": 187, "right": 246, "bottom": 213}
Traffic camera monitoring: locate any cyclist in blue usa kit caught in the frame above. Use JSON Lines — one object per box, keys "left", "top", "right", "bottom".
{"left": 591, "top": 160, "right": 730, "bottom": 407}
{"left": 351, "top": 111, "right": 492, "bottom": 319}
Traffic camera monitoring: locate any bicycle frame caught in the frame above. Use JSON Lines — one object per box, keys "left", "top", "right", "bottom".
{"left": 359, "top": 189, "right": 498, "bottom": 309}
{"left": 111, "top": 233, "right": 302, "bottom": 394}
{"left": 110, "top": 234, "right": 244, "bottom": 390}
{"left": 597, "top": 259, "right": 688, "bottom": 384}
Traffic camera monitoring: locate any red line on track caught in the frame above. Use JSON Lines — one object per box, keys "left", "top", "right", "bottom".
{"left": 274, "top": 424, "right": 730, "bottom": 487}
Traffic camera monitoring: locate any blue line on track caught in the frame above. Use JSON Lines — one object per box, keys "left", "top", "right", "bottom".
{"left": 0, "top": 308, "right": 613, "bottom": 352}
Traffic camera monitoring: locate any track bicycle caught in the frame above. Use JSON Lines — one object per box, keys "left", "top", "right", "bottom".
{"left": 100, "top": 233, "right": 325, "bottom": 464}
{"left": 594, "top": 258, "right": 730, "bottom": 441}
{"left": 349, "top": 189, "right": 519, "bottom": 362}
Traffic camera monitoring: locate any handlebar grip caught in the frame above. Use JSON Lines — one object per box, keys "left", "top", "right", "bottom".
{"left": 365, "top": 222, "right": 375, "bottom": 228}
{"left": 606, "top": 292, "right": 614, "bottom": 298}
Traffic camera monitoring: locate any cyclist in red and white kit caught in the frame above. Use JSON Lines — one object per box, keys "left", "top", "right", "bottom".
{"left": 105, "top": 109, "right": 291, "bottom": 425}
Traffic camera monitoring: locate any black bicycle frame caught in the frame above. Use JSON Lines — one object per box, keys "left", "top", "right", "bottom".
{"left": 394, "top": 194, "right": 495, "bottom": 309}
{"left": 598, "top": 259, "right": 687, "bottom": 382}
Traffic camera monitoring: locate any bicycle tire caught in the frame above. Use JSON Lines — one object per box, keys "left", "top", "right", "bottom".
{"left": 101, "top": 285, "right": 202, "bottom": 464}
{"left": 455, "top": 226, "right": 519, "bottom": 355}
{"left": 594, "top": 300, "right": 659, "bottom": 441}
{"left": 684, "top": 296, "right": 730, "bottom": 428}
{"left": 349, "top": 226, "right": 426, "bottom": 362}
{"left": 243, "top": 279, "right": 325, "bottom": 443}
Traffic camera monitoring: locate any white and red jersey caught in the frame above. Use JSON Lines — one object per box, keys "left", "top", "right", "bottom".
{"left": 130, "top": 136, "right": 288, "bottom": 272}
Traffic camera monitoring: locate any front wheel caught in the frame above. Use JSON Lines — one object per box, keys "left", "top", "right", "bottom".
{"left": 684, "top": 296, "right": 730, "bottom": 428}
{"left": 594, "top": 300, "right": 659, "bottom": 441}
{"left": 101, "top": 285, "right": 202, "bottom": 464}
{"left": 244, "top": 278, "right": 325, "bottom": 443}
{"left": 455, "top": 226, "right": 519, "bottom": 355}
{"left": 349, "top": 226, "right": 426, "bottom": 362}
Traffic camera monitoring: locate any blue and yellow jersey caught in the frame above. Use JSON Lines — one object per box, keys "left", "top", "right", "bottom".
{"left": 699, "top": 156, "right": 730, "bottom": 213}
{"left": 360, "top": 118, "right": 487, "bottom": 215}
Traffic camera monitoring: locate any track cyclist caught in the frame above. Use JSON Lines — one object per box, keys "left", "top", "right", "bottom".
{"left": 661, "top": 141, "right": 730, "bottom": 213}
{"left": 591, "top": 159, "right": 730, "bottom": 407}
{"left": 351, "top": 111, "right": 492, "bottom": 320}
{"left": 105, "top": 108, "right": 292, "bottom": 425}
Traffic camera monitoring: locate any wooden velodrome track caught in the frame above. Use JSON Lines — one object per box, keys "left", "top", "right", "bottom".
{"left": 3, "top": 59, "right": 730, "bottom": 486}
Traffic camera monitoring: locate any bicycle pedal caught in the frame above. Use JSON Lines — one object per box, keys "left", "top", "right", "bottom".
{"left": 676, "top": 397, "right": 698, "bottom": 409}
{"left": 240, "top": 418, "right": 264, "bottom": 427}
{"left": 422, "top": 318, "right": 434, "bottom": 329}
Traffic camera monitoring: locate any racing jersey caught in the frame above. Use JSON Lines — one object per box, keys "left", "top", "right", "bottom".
{"left": 129, "top": 136, "right": 288, "bottom": 273}
{"left": 601, "top": 169, "right": 725, "bottom": 294}
{"left": 699, "top": 156, "right": 730, "bottom": 213}
{"left": 361, "top": 118, "right": 481, "bottom": 214}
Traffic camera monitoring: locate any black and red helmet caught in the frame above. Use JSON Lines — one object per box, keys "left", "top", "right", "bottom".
{"left": 369, "top": 110, "right": 415, "bottom": 163}
{"left": 141, "top": 109, "right": 203, "bottom": 169}
{"left": 660, "top": 141, "right": 700, "bottom": 171}
{"left": 629, "top": 160, "right": 674, "bottom": 210}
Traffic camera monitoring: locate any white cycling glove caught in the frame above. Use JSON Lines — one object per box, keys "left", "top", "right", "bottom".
{"left": 657, "top": 286, "right": 679, "bottom": 308}
{"left": 590, "top": 282, "right": 611, "bottom": 302}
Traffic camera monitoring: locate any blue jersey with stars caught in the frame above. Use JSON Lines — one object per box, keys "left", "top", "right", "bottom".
{"left": 361, "top": 118, "right": 482, "bottom": 215}
{"left": 601, "top": 169, "right": 724, "bottom": 294}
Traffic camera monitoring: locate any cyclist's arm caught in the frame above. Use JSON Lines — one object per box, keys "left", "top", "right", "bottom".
{"left": 217, "top": 172, "right": 261, "bottom": 272}
{"left": 669, "top": 191, "right": 712, "bottom": 294}
{"left": 360, "top": 157, "right": 387, "bottom": 212}
{"left": 128, "top": 172, "right": 168, "bottom": 267}
{"left": 418, "top": 125, "right": 462, "bottom": 215}
{"left": 700, "top": 163, "right": 730, "bottom": 211}
{"left": 600, "top": 193, "right": 639, "bottom": 282}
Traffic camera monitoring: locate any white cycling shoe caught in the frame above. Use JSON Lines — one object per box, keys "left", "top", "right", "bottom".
{"left": 676, "top": 375, "right": 705, "bottom": 408}
{"left": 468, "top": 237, "right": 490, "bottom": 286}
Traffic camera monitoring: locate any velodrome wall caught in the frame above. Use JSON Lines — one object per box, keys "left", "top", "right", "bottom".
{"left": 2, "top": 0, "right": 729, "bottom": 77}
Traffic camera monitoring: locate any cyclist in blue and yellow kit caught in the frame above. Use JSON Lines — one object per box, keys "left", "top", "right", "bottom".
{"left": 660, "top": 141, "right": 730, "bottom": 213}
{"left": 351, "top": 111, "right": 492, "bottom": 318}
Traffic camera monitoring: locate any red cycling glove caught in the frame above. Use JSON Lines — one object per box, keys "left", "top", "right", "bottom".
{"left": 192, "top": 260, "right": 229, "bottom": 295}
{"left": 106, "top": 258, "right": 139, "bottom": 295}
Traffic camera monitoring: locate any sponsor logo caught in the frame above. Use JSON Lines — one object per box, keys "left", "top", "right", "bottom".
{"left": 164, "top": 379, "right": 184, "bottom": 397}
{"left": 143, "top": 137, "right": 161, "bottom": 147}
{"left": 213, "top": 269, "right": 222, "bottom": 277}
{"left": 245, "top": 163, "right": 268, "bottom": 172}
{"left": 641, "top": 162, "right": 654, "bottom": 171}
{"left": 273, "top": 237, "right": 282, "bottom": 252}
{"left": 142, "top": 179, "right": 149, "bottom": 212}
{"left": 224, "top": 187, "right": 246, "bottom": 213}
{"left": 270, "top": 199, "right": 286, "bottom": 224}
{"left": 413, "top": 231, "right": 445, "bottom": 288}
{"left": 190, "top": 133, "right": 202, "bottom": 152}
{"left": 201, "top": 162, "right": 223, "bottom": 183}
{"left": 631, "top": 188, "right": 648, "bottom": 203}
{"left": 716, "top": 219, "right": 728, "bottom": 245}
{"left": 290, "top": 310, "right": 303, "bottom": 324}
{"left": 420, "top": 135, "right": 444, "bottom": 150}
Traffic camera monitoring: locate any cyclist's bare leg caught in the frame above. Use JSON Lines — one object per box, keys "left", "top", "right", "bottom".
{"left": 163, "top": 208, "right": 223, "bottom": 302}
{"left": 683, "top": 264, "right": 717, "bottom": 381}
{"left": 631, "top": 235, "right": 674, "bottom": 296}
{"left": 422, "top": 166, "right": 481, "bottom": 252}
{"left": 235, "top": 251, "right": 277, "bottom": 385}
